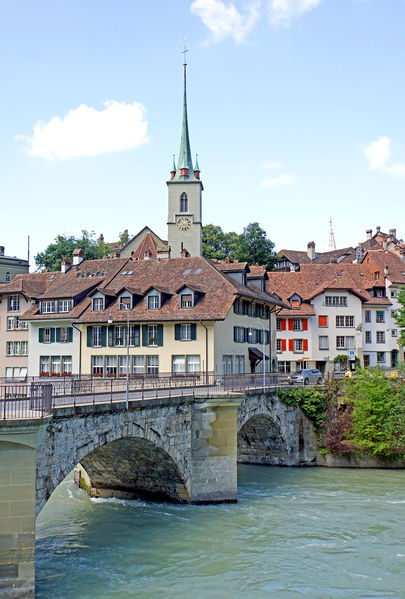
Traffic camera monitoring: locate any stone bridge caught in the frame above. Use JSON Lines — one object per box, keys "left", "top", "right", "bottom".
{"left": 0, "top": 390, "right": 317, "bottom": 598}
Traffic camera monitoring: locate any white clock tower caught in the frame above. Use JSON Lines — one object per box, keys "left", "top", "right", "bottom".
{"left": 167, "top": 56, "right": 203, "bottom": 258}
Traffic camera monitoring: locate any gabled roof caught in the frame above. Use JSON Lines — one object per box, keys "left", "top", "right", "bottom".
{"left": 210, "top": 260, "right": 250, "bottom": 273}
{"left": 0, "top": 271, "right": 60, "bottom": 298}
{"left": 362, "top": 249, "right": 405, "bottom": 286}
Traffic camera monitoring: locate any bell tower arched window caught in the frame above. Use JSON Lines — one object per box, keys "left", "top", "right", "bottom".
{"left": 180, "top": 192, "right": 188, "bottom": 213}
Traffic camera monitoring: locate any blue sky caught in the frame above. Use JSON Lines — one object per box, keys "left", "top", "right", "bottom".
{"left": 1, "top": 0, "right": 404, "bottom": 267}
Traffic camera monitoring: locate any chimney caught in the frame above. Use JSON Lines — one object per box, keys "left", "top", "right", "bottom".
{"left": 72, "top": 248, "right": 83, "bottom": 266}
{"left": 144, "top": 250, "right": 152, "bottom": 260}
{"left": 389, "top": 228, "right": 396, "bottom": 238}
{"left": 0, "top": 246, "right": 4, "bottom": 256}
{"left": 366, "top": 229, "right": 372, "bottom": 239}
{"left": 376, "top": 226, "right": 381, "bottom": 233}
{"left": 61, "top": 257, "right": 72, "bottom": 274}
{"left": 307, "top": 241, "right": 315, "bottom": 261}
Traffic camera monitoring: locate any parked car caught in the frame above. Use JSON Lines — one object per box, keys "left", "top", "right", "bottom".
{"left": 288, "top": 369, "right": 323, "bottom": 386}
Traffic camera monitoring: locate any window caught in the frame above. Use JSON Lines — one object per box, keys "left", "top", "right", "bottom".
{"left": 345, "top": 316, "right": 354, "bottom": 327}
{"left": 376, "top": 331, "right": 385, "bottom": 344}
{"left": 234, "top": 300, "right": 242, "bottom": 314}
{"left": 278, "top": 361, "right": 291, "bottom": 373}
{"left": 346, "top": 336, "right": 354, "bottom": 349}
{"left": 187, "top": 355, "right": 200, "bottom": 373}
{"left": 62, "top": 356, "right": 72, "bottom": 375}
{"left": 391, "top": 290, "right": 397, "bottom": 298}
{"left": 40, "top": 356, "right": 50, "bottom": 376}
{"left": 119, "top": 356, "right": 129, "bottom": 376}
{"left": 114, "top": 326, "right": 125, "bottom": 347}
{"left": 291, "top": 299, "right": 299, "bottom": 309}
{"left": 318, "top": 315, "right": 328, "bottom": 327}
{"left": 172, "top": 355, "right": 186, "bottom": 374}
{"left": 293, "top": 319, "right": 302, "bottom": 331}
{"left": 276, "top": 319, "right": 282, "bottom": 331}
{"left": 319, "top": 336, "right": 329, "bottom": 350}
{"left": 92, "top": 297, "right": 104, "bottom": 311}
{"left": 376, "top": 311, "right": 385, "bottom": 323}
{"left": 59, "top": 300, "right": 72, "bottom": 313}
{"left": 147, "top": 294, "right": 160, "bottom": 310}
{"left": 42, "top": 300, "right": 55, "bottom": 314}
{"left": 276, "top": 339, "right": 282, "bottom": 352}
{"left": 93, "top": 326, "right": 102, "bottom": 347}
{"left": 43, "top": 328, "right": 51, "bottom": 343}
{"left": 377, "top": 352, "right": 385, "bottom": 363}
{"left": 92, "top": 356, "right": 103, "bottom": 376}
{"left": 7, "top": 316, "right": 14, "bottom": 330}
{"left": 146, "top": 355, "right": 159, "bottom": 374}
{"left": 180, "top": 294, "right": 193, "bottom": 308}
{"left": 180, "top": 192, "right": 188, "bottom": 212}
{"left": 293, "top": 339, "right": 303, "bottom": 352}
{"left": 51, "top": 356, "right": 61, "bottom": 375}
{"left": 336, "top": 336, "right": 345, "bottom": 349}
{"left": 391, "top": 310, "right": 397, "bottom": 318}
{"left": 325, "top": 296, "right": 347, "bottom": 307}
{"left": 365, "top": 331, "right": 371, "bottom": 344}
{"left": 128, "top": 325, "right": 140, "bottom": 347}
{"left": 336, "top": 315, "right": 354, "bottom": 327}
{"left": 392, "top": 329, "right": 398, "bottom": 338}
{"left": 234, "top": 355, "right": 245, "bottom": 374}
{"left": 365, "top": 310, "right": 371, "bottom": 323}
{"left": 119, "top": 296, "right": 131, "bottom": 310}
{"left": 148, "top": 324, "right": 158, "bottom": 346}
{"left": 105, "top": 356, "right": 117, "bottom": 377}
{"left": 180, "top": 324, "right": 191, "bottom": 341}
{"left": 8, "top": 295, "right": 20, "bottom": 312}
{"left": 5, "top": 272, "right": 10, "bottom": 282}
{"left": 234, "top": 326, "right": 245, "bottom": 343}
{"left": 133, "top": 355, "right": 145, "bottom": 374}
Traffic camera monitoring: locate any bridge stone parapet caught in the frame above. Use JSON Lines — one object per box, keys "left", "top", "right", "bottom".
{"left": 237, "top": 390, "right": 318, "bottom": 465}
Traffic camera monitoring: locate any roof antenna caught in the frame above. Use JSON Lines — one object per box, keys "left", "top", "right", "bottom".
{"left": 327, "top": 217, "right": 336, "bottom": 251}
{"left": 181, "top": 38, "right": 189, "bottom": 66}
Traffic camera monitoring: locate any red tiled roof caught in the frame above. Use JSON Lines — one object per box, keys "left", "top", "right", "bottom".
{"left": 362, "top": 249, "right": 405, "bottom": 286}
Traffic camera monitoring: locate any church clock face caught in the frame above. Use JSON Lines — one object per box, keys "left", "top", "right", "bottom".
{"left": 177, "top": 216, "right": 192, "bottom": 231}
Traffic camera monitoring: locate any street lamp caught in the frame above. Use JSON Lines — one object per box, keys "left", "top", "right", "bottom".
{"left": 256, "top": 321, "right": 267, "bottom": 392}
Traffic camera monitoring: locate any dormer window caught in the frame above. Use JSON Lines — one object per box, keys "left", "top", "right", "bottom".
{"left": 147, "top": 293, "right": 160, "bottom": 310}
{"left": 5, "top": 272, "right": 10, "bottom": 283}
{"left": 180, "top": 192, "right": 188, "bottom": 213}
{"left": 42, "top": 300, "right": 55, "bottom": 314}
{"left": 180, "top": 293, "right": 193, "bottom": 308}
{"left": 119, "top": 296, "right": 131, "bottom": 310}
{"left": 92, "top": 297, "right": 104, "bottom": 311}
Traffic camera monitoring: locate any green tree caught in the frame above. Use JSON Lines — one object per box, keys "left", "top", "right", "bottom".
{"left": 35, "top": 230, "right": 111, "bottom": 271}
{"left": 119, "top": 229, "right": 131, "bottom": 246}
{"left": 202, "top": 224, "right": 227, "bottom": 259}
{"left": 394, "top": 287, "right": 405, "bottom": 347}
{"left": 235, "top": 222, "right": 277, "bottom": 270}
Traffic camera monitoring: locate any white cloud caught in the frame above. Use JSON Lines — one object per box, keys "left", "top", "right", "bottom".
{"left": 17, "top": 100, "right": 149, "bottom": 160}
{"left": 262, "top": 160, "right": 283, "bottom": 169}
{"left": 363, "top": 136, "right": 405, "bottom": 177}
{"left": 269, "top": 0, "right": 322, "bottom": 26}
{"left": 261, "top": 173, "right": 296, "bottom": 187}
{"left": 190, "top": 0, "right": 260, "bottom": 43}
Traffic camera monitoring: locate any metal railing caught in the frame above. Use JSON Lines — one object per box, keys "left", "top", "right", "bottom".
{"left": 0, "top": 372, "right": 292, "bottom": 421}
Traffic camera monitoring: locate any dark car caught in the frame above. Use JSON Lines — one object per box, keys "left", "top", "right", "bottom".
{"left": 288, "top": 369, "right": 323, "bottom": 386}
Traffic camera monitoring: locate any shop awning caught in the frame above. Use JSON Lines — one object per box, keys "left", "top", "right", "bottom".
{"left": 248, "top": 347, "right": 269, "bottom": 362}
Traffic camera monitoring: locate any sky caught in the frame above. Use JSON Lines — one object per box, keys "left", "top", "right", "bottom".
{"left": 1, "top": 0, "right": 405, "bottom": 268}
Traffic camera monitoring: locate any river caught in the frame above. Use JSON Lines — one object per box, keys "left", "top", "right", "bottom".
{"left": 36, "top": 465, "right": 405, "bottom": 599}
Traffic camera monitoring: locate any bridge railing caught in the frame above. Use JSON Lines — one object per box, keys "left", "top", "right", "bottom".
{"left": 0, "top": 372, "right": 295, "bottom": 420}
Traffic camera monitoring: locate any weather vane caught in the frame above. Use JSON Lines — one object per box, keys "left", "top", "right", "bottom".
{"left": 181, "top": 39, "right": 189, "bottom": 66}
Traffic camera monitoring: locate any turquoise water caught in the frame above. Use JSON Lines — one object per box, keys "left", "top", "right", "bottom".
{"left": 36, "top": 466, "right": 405, "bottom": 599}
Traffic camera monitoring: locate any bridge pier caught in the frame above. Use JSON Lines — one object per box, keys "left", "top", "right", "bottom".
{"left": 0, "top": 418, "right": 49, "bottom": 599}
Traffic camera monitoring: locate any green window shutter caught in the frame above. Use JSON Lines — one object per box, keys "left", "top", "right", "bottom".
{"left": 108, "top": 326, "right": 114, "bottom": 347}
{"left": 55, "top": 328, "right": 61, "bottom": 342}
{"left": 157, "top": 324, "right": 163, "bottom": 346}
{"left": 134, "top": 325, "right": 140, "bottom": 346}
{"left": 87, "top": 326, "right": 93, "bottom": 347}
{"left": 175, "top": 324, "right": 180, "bottom": 340}
{"left": 191, "top": 323, "right": 196, "bottom": 341}
{"left": 101, "top": 326, "right": 107, "bottom": 347}
{"left": 142, "top": 325, "right": 148, "bottom": 346}
{"left": 234, "top": 326, "right": 238, "bottom": 343}
{"left": 68, "top": 327, "right": 73, "bottom": 342}
{"left": 50, "top": 328, "right": 55, "bottom": 343}
{"left": 39, "top": 328, "right": 43, "bottom": 343}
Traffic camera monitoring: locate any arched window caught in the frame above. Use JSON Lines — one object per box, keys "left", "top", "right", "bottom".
{"left": 5, "top": 272, "right": 10, "bottom": 283}
{"left": 180, "top": 192, "right": 188, "bottom": 213}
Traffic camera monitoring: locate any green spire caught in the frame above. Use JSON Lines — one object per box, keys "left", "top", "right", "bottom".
{"left": 194, "top": 153, "right": 200, "bottom": 172}
{"left": 176, "top": 63, "right": 195, "bottom": 175}
{"left": 171, "top": 154, "right": 176, "bottom": 172}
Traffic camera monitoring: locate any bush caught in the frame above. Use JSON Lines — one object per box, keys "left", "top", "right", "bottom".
{"left": 277, "top": 387, "right": 326, "bottom": 428}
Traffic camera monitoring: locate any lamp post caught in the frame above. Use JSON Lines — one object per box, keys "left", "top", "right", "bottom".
{"left": 256, "top": 321, "right": 266, "bottom": 392}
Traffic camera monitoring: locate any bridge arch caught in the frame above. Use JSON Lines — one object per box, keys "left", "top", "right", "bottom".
{"left": 35, "top": 404, "right": 192, "bottom": 515}
{"left": 238, "top": 413, "right": 288, "bottom": 464}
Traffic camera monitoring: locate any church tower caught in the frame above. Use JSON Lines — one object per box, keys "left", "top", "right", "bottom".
{"left": 167, "top": 53, "right": 203, "bottom": 258}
